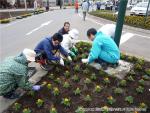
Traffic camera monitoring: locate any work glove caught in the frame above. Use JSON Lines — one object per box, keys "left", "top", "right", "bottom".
{"left": 69, "top": 51, "right": 76, "bottom": 57}
{"left": 72, "top": 47, "right": 78, "bottom": 55}
{"left": 67, "top": 56, "right": 72, "bottom": 61}
{"left": 32, "top": 85, "right": 41, "bottom": 91}
{"left": 60, "top": 58, "right": 64, "bottom": 66}
{"left": 81, "top": 58, "right": 89, "bottom": 64}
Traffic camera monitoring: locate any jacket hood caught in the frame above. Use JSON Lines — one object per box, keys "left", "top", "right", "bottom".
{"left": 14, "top": 53, "right": 28, "bottom": 66}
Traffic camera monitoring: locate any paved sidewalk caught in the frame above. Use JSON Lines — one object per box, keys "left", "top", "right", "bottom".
{"left": 0, "top": 62, "right": 47, "bottom": 113}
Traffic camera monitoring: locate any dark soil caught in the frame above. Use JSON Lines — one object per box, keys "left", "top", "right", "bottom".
{"left": 3, "top": 42, "right": 150, "bottom": 113}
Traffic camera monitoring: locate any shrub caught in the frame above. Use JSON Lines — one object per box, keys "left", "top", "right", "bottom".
{"left": 114, "top": 88, "right": 123, "bottom": 94}
{"left": 119, "top": 80, "right": 127, "bottom": 87}
{"left": 136, "top": 86, "right": 144, "bottom": 93}
{"left": 0, "top": 19, "right": 10, "bottom": 24}
{"left": 74, "top": 88, "right": 81, "bottom": 95}
{"left": 125, "top": 96, "right": 134, "bottom": 104}
{"left": 61, "top": 98, "right": 71, "bottom": 107}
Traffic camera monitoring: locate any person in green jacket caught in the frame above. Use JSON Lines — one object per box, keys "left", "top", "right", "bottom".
{"left": 0, "top": 49, "right": 41, "bottom": 99}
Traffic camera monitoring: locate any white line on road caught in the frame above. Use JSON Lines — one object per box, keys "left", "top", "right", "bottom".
{"left": 26, "top": 20, "right": 53, "bottom": 35}
{"left": 120, "top": 33, "right": 135, "bottom": 45}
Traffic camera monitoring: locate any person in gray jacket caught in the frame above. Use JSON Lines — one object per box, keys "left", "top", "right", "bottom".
{"left": 82, "top": 0, "right": 89, "bottom": 21}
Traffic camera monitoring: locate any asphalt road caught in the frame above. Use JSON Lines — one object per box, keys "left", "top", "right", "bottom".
{"left": 0, "top": 8, "right": 150, "bottom": 61}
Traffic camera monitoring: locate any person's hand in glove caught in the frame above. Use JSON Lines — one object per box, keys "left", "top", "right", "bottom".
{"left": 32, "top": 85, "right": 41, "bottom": 91}
{"left": 60, "top": 58, "right": 64, "bottom": 66}
{"left": 81, "top": 58, "right": 89, "bottom": 64}
{"left": 67, "top": 56, "right": 72, "bottom": 61}
{"left": 69, "top": 51, "right": 76, "bottom": 57}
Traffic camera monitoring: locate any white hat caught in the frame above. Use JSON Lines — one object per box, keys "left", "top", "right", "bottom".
{"left": 23, "top": 48, "right": 36, "bottom": 62}
{"left": 69, "top": 29, "right": 79, "bottom": 40}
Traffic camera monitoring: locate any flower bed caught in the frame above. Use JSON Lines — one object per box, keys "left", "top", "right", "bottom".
{"left": 3, "top": 42, "right": 150, "bottom": 113}
{"left": 89, "top": 10, "right": 150, "bottom": 30}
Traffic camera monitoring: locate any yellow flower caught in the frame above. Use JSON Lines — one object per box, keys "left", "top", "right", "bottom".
{"left": 108, "top": 96, "right": 113, "bottom": 100}
{"left": 105, "top": 78, "right": 109, "bottom": 80}
{"left": 64, "top": 98, "right": 69, "bottom": 102}
{"left": 52, "top": 107, "right": 56, "bottom": 111}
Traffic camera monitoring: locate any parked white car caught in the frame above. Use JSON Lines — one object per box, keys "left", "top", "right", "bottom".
{"left": 130, "top": 2, "right": 150, "bottom": 16}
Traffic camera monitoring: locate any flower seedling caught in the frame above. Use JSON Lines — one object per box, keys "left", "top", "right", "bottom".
{"left": 136, "top": 86, "right": 144, "bottom": 93}
{"left": 72, "top": 75, "right": 80, "bottom": 82}
{"left": 119, "top": 80, "right": 127, "bottom": 87}
{"left": 139, "top": 102, "right": 148, "bottom": 109}
{"left": 84, "top": 95, "right": 92, "bottom": 102}
{"left": 74, "top": 65, "right": 80, "bottom": 72}
{"left": 101, "top": 106, "right": 109, "bottom": 113}
{"left": 145, "top": 69, "right": 150, "bottom": 76}
{"left": 36, "top": 99, "right": 44, "bottom": 108}
{"left": 94, "top": 85, "right": 102, "bottom": 93}
{"left": 27, "top": 90, "right": 35, "bottom": 97}
{"left": 138, "top": 79, "right": 145, "bottom": 86}
{"left": 22, "top": 108, "right": 31, "bottom": 113}
{"left": 55, "top": 78, "right": 61, "bottom": 84}
{"left": 127, "top": 56, "right": 134, "bottom": 62}
{"left": 103, "top": 77, "right": 110, "bottom": 84}
{"left": 82, "top": 54, "right": 87, "bottom": 59}
{"left": 107, "top": 96, "right": 116, "bottom": 105}
{"left": 47, "top": 83, "right": 52, "bottom": 90}
{"left": 134, "top": 63, "right": 142, "bottom": 70}
{"left": 64, "top": 71, "right": 70, "bottom": 78}
{"left": 75, "top": 106, "right": 85, "bottom": 113}
{"left": 84, "top": 78, "right": 91, "bottom": 84}
{"left": 61, "top": 98, "right": 71, "bottom": 107}
{"left": 137, "top": 58, "right": 144, "bottom": 65}
{"left": 142, "top": 75, "right": 150, "bottom": 80}
{"left": 74, "top": 88, "right": 81, "bottom": 95}
{"left": 48, "top": 74, "right": 55, "bottom": 80}
{"left": 114, "top": 88, "right": 123, "bottom": 94}
{"left": 127, "top": 76, "right": 135, "bottom": 82}
{"left": 83, "top": 69, "right": 89, "bottom": 74}
{"left": 49, "top": 107, "right": 58, "bottom": 113}
{"left": 63, "top": 81, "right": 70, "bottom": 89}
{"left": 41, "top": 81, "right": 47, "bottom": 87}
{"left": 125, "top": 96, "right": 134, "bottom": 104}
{"left": 90, "top": 73, "right": 97, "bottom": 80}
{"left": 13, "top": 102, "right": 21, "bottom": 111}
{"left": 52, "top": 87, "right": 60, "bottom": 96}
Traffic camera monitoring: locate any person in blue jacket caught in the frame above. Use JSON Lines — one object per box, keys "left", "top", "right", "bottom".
{"left": 34, "top": 33, "right": 72, "bottom": 68}
{"left": 82, "top": 28, "right": 120, "bottom": 65}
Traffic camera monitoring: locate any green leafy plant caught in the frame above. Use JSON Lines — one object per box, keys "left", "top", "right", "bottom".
{"left": 125, "top": 96, "right": 134, "bottom": 104}
{"left": 138, "top": 79, "right": 145, "bottom": 86}
{"left": 136, "top": 86, "right": 144, "bottom": 93}
{"left": 55, "top": 78, "right": 61, "bottom": 84}
{"left": 49, "top": 106, "right": 58, "bottom": 113}
{"left": 63, "top": 81, "right": 70, "bottom": 88}
{"left": 134, "top": 63, "right": 142, "bottom": 70}
{"left": 119, "top": 80, "right": 127, "bottom": 87}
{"left": 27, "top": 90, "right": 35, "bottom": 97}
{"left": 74, "top": 88, "right": 81, "bottom": 95}
{"left": 127, "top": 56, "right": 134, "bottom": 62}
{"left": 127, "top": 75, "right": 135, "bottom": 82}
{"left": 120, "top": 53, "right": 126, "bottom": 60}
{"left": 84, "top": 95, "right": 92, "bottom": 102}
{"left": 101, "top": 106, "right": 109, "bottom": 113}
{"left": 107, "top": 96, "right": 116, "bottom": 105}
{"left": 47, "top": 83, "right": 52, "bottom": 90}
{"left": 75, "top": 106, "right": 85, "bottom": 113}
{"left": 137, "top": 58, "right": 144, "bottom": 65}
{"left": 72, "top": 75, "right": 80, "bottom": 82}
{"left": 0, "top": 19, "right": 10, "bottom": 24}
{"left": 48, "top": 74, "right": 55, "bottom": 80}
{"left": 64, "top": 70, "right": 70, "bottom": 78}
{"left": 114, "top": 88, "right": 123, "bottom": 94}
{"left": 90, "top": 73, "right": 97, "bottom": 80}
{"left": 142, "top": 75, "right": 150, "bottom": 80}
{"left": 103, "top": 77, "right": 110, "bottom": 84}
{"left": 13, "top": 102, "right": 21, "bottom": 111}
{"left": 36, "top": 99, "right": 44, "bottom": 108}
{"left": 74, "top": 65, "right": 80, "bottom": 72}
{"left": 145, "top": 69, "right": 150, "bottom": 76}
{"left": 94, "top": 85, "right": 102, "bottom": 93}
{"left": 84, "top": 78, "right": 91, "bottom": 84}
{"left": 139, "top": 102, "right": 148, "bottom": 109}
{"left": 52, "top": 87, "right": 60, "bottom": 96}
{"left": 61, "top": 98, "right": 71, "bottom": 107}
{"left": 83, "top": 69, "right": 89, "bottom": 74}
{"left": 22, "top": 108, "right": 31, "bottom": 113}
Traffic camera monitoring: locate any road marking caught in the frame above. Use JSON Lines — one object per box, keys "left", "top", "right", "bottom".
{"left": 120, "top": 33, "right": 135, "bottom": 45}
{"left": 26, "top": 20, "right": 53, "bottom": 35}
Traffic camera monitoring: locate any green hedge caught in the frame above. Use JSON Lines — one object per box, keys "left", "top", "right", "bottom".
{"left": 89, "top": 11, "right": 150, "bottom": 30}
{"left": 0, "top": 18, "right": 11, "bottom": 24}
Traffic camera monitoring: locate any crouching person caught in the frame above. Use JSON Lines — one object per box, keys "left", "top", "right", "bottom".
{"left": 0, "top": 49, "right": 41, "bottom": 99}
{"left": 82, "top": 28, "right": 120, "bottom": 68}
{"left": 61, "top": 29, "right": 79, "bottom": 58}
{"left": 34, "top": 33, "right": 72, "bottom": 70}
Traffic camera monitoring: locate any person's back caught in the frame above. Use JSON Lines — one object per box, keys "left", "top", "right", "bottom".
{"left": 93, "top": 32, "right": 120, "bottom": 63}
{"left": 82, "top": 1, "right": 89, "bottom": 12}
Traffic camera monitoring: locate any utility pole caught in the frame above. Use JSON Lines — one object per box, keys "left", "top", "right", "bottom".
{"left": 145, "top": 0, "right": 150, "bottom": 23}
{"left": 114, "top": 0, "right": 128, "bottom": 47}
